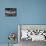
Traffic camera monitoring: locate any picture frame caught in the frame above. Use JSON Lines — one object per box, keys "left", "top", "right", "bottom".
{"left": 18, "top": 24, "right": 46, "bottom": 41}
{"left": 5, "top": 8, "right": 17, "bottom": 16}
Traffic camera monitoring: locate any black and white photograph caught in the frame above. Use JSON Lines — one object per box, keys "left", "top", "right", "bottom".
{"left": 5, "top": 8, "right": 17, "bottom": 16}
{"left": 18, "top": 24, "right": 46, "bottom": 46}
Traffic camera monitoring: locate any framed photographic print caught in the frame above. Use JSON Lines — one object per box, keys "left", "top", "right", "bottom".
{"left": 5, "top": 8, "right": 17, "bottom": 16}
{"left": 18, "top": 24, "right": 46, "bottom": 41}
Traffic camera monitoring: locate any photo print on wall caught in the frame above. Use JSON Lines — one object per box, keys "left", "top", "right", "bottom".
{"left": 5, "top": 8, "right": 17, "bottom": 16}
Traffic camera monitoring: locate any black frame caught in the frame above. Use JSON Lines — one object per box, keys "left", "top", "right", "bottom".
{"left": 5, "top": 8, "right": 17, "bottom": 16}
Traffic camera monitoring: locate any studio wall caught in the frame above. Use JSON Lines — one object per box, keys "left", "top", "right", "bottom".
{"left": 0, "top": 0, "right": 46, "bottom": 44}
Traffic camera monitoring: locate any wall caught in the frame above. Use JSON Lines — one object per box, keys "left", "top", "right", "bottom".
{"left": 0, "top": 0, "right": 46, "bottom": 44}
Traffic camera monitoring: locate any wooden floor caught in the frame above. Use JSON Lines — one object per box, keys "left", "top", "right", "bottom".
{"left": 19, "top": 40, "right": 46, "bottom": 46}
{"left": 0, "top": 40, "right": 46, "bottom": 46}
